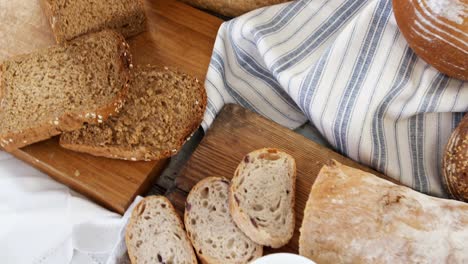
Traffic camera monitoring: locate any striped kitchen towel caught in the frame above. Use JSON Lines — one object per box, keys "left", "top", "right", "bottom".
{"left": 203, "top": 0, "right": 468, "bottom": 198}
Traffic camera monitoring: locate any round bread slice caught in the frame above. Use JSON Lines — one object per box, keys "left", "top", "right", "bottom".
{"left": 185, "top": 177, "right": 263, "bottom": 264}
{"left": 125, "top": 196, "right": 197, "bottom": 264}
{"left": 229, "top": 148, "right": 296, "bottom": 248}
{"left": 60, "top": 65, "right": 207, "bottom": 161}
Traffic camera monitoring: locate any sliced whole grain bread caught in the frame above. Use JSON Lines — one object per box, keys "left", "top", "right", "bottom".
{"left": 229, "top": 148, "right": 296, "bottom": 248}
{"left": 126, "top": 196, "right": 197, "bottom": 264}
{"left": 41, "top": 0, "right": 146, "bottom": 43}
{"left": 0, "top": 30, "right": 131, "bottom": 151}
{"left": 59, "top": 65, "right": 207, "bottom": 161}
{"left": 185, "top": 177, "right": 263, "bottom": 264}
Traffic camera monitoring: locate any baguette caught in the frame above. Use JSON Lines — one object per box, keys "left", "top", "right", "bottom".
{"left": 185, "top": 177, "right": 263, "bottom": 264}
{"left": 229, "top": 148, "right": 296, "bottom": 248}
{"left": 299, "top": 160, "right": 468, "bottom": 263}
{"left": 126, "top": 196, "right": 197, "bottom": 264}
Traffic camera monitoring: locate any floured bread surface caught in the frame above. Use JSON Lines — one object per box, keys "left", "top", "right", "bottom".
{"left": 0, "top": 30, "right": 130, "bottom": 151}
{"left": 229, "top": 148, "right": 296, "bottom": 248}
{"left": 60, "top": 65, "right": 207, "bottom": 161}
{"left": 185, "top": 177, "right": 263, "bottom": 264}
{"left": 299, "top": 160, "right": 468, "bottom": 264}
{"left": 126, "top": 196, "right": 197, "bottom": 264}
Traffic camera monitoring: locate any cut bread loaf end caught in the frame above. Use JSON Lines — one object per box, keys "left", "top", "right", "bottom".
{"left": 229, "top": 148, "right": 296, "bottom": 248}
{"left": 126, "top": 196, "right": 197, "bottom": 264}
{"left": 185, "top": 177, "right": 263, "bottom": 264}
{"left": 41, "top": 0, "right": 147, "bottom": 43}
{"left": 60, "top": 66, "right": 207, "bottom": 161}
{"left": 0, "top": 30, "right": 131, "bottom": 151}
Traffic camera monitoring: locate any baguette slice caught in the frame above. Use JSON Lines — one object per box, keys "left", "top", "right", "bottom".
{"left": 0, "top": 30, "right": 131, "bottom": 151}
{"left": 126, "top": 196, "right": 197, "bottom": 264}
{"left": 229, "top": 148, "right": 296, "bottom": 248}
{"left": 185, "top": 177, "right": 263, "bottom": 264}
{"left": 41, "top": 0, "right": 146, "bottom": 43}
{"left": 59, "top": 65, "right": 207, "bottom": 161}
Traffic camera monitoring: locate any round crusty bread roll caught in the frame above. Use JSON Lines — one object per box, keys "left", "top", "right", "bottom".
{"left": 443, "top": 114, "right": 468, "bottom": 202}
{"left": 180, "top": 0, "right": 289, "bottom": 17}
{"left": 393, "top": 0, "right": 468, "bottom": 80}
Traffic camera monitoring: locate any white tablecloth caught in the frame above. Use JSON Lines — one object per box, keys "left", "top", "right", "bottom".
{"left": 0, "top": 151, "right": 140, "bottom": 264}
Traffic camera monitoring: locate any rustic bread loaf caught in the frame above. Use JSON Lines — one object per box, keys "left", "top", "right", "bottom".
{"left": 393, "top": 0, "right": 468, "bottom": 80}
{"left": 0, "top": 30, "right": 131, "bottom": 151}
{"left": 179, "top": 0, "right": 289, "bottom": 17}
{"left": 299, "top": 160, "right": 468, "bottom": 263}
{"left": 126, "top": 196, "right": 197, "bottom": 264}
{"left": 229, "top": 148, "right": 296, "bottom": 248}
{"left": 41, "top": 0, "right": 146, "bottom": 43}
{"left": 185, "top": 177, "right": 263, "bottom": 264}
{"left": 443, "top": 114, "right": 468, "bottom": 202}
{"left": 60, "top": 65, "right": 207, "bottom": 161}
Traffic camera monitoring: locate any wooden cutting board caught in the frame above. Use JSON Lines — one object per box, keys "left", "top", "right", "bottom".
{"left": 167, "top": 104, "right": 395, "bottom": 254}
{"left": 0, "top": 0, "right": 222, "bottom": 214}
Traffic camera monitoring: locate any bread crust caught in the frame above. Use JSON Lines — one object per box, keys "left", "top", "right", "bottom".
{"left": 0, "top": 31, "right": 132, "bottom": 151}
{"left": 179, "top": 0, "right": 289, "bottom": 17}
{"left": 184, "top": 177, "right": 263, "bottom": 264}
{"left": 443, "top": 114, "right": 468, "bottom": 201}
{"left": 299, "top": 160, "right": 468, "bottom": 263}
{"left": 125, "top": 196, "right": 197, "bottom": 264}
{"left": 393, "top": 0, "right": 468, "bottom": 80}
{"left": 229, "top": 148, "right": 296, "bottom": 248}
{"left": 59, "top": 67, "right": 207, "bottom": 161}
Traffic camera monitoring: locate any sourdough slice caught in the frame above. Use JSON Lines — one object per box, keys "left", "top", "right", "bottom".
{"left": 229, "top": 148, "right": 296, "bottom": 248}
{"left": 41, "top": 0, "right": 146, "bottom": 43}
{"left": 185, "top": 177, "right": 263, "bottom": 264}
{"left": 59, "top": 66, "right": 207, "bottom": 161}
{"left": 0, "top": 30, "right": 131, "bottom": 151}
{"left": 299, "top": 160, "right": 468, "bottom": 263}
{"left": 126, "top": 196, "right": 197, "bottom": 264}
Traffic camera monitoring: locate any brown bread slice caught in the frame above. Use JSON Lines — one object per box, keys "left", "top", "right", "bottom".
{"left": 185, "top": 177, "right": 263, "bottom": 264}
{"left": 126, "top": 196, "right": 197, "bottom": 264}
{"left": 41, "top": 0, "right": 147, "bottom": 43}
{"left": 229, "top": 148, "right": 296, "bottom": 248}
{"left": 0, "top": 30, "right": 131, "bottom": 151}
{"left": 60, "top": 65, "right": 207, "bottom": 161}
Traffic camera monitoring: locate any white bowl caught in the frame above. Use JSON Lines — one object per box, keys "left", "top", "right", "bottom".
{"left": 251, "top": 253, "right": 316, "bottom": 264}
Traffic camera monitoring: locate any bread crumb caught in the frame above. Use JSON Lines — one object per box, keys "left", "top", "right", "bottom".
{"left": 74, "top": 170, "right": 80, "bottom": 177}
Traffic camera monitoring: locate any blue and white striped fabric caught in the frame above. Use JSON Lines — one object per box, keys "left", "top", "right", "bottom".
{"left": 203, "top": 0, "right": 468, "bottom": 197}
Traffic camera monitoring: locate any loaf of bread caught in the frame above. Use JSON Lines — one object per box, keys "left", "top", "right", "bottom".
{"left": 60, "top": 65, "right": 207, "bottom": 161}
{"left": 299, "top": 160, "right": 468, "bottom": 263}
{"left": 229, "top": 148, "right": 296, "bottom": 248}
{"left": 126, "top": 196, "right": 197, "bottom": 264}
{"left": 393, "top": 0, "right": 468, "bottom": 80}
{"left": 41, "top": 0, "right": 146, "bottom": 43}
{"left": 185, "top": 177, "right": 263, "bottom": 264}
{"left": 0, "top": 30, "right": 131, "bottom": 151}
{"left": 443, "top": 114, "right": 468, "bottom": 202}
{"left": 179, "top": 0, "right": 289, "bottom": 17}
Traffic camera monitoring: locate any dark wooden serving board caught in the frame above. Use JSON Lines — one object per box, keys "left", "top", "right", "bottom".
{"left": 167, "top": 104, "right": 393, "bottom": 254}
{"left": 1, "top": 0, "right": 222, "bottom": 214}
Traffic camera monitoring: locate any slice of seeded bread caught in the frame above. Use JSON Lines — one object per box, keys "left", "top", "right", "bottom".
{"left": 185, "top": 177, "right": 263, "bottom": 264}
{"left": 229, "top": 148, "right": 296, "bottom": 248}
{"left": 0, "top": 30, "right": 131, "bottom": 151}
{"left": 41, "top": 0, "right": 146, "bottom": 43}
{"left": 59, "top": 66, "right": 207, "bottom": 161}
{"left": 126, "top": 196, "right": 197, "bottom": 264}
